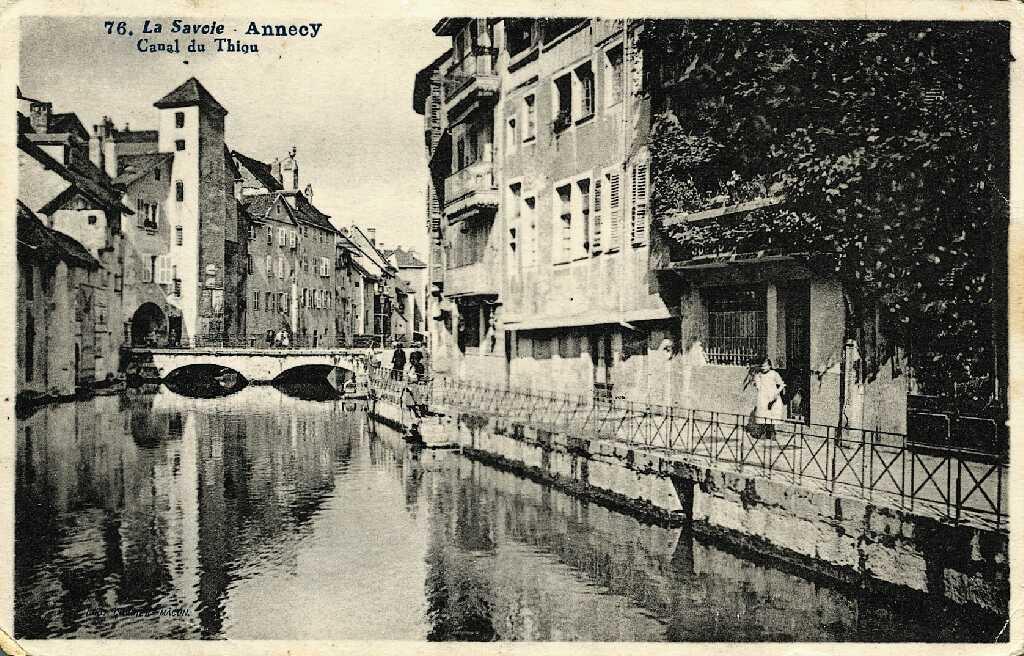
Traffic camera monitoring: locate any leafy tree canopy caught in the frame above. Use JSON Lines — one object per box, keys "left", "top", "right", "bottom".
{"left": 644, "top": 20, "right": 1009, "bottom": 406}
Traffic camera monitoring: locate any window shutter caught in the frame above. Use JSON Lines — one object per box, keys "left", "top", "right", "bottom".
{"left": 608, "top": 172, "right": 621, "bottom": 250}
{"left": 591, "top": 178, "right": 602, "bottom": 252}
{"left": 631, "top": 161, "right": 649, "bottom": 245}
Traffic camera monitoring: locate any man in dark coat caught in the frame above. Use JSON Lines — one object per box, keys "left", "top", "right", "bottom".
{"left": 391, "top": 345, "right": 406, "bottom": 380}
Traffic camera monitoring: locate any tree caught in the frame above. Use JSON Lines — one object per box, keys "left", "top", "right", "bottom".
{"left": 644, "top": 20, "right": 1009, "bottom": 409}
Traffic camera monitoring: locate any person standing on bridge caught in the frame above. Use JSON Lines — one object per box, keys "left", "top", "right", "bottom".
{"left": 392, "top": 344, "right": 406, "bottom": 381}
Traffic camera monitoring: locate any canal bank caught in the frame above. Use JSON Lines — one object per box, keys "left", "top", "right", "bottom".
{"left": 367, "top": 391, "right": 1009, "bottom": 620}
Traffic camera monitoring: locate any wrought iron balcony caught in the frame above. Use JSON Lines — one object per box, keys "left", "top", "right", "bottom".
{"left": 443, "top": 160, "right": 498, "bottom": 220}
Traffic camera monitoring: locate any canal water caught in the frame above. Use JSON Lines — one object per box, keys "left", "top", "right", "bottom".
{"left": 15, "top": 386, "right": 1003, "bottom": 642}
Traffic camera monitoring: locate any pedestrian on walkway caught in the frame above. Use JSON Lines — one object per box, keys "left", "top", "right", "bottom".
{"left": 392, "top": 344, "right": 406, "bottom": 381}
{"left": 753, "top": 357, "right": 786, "bottom": 439}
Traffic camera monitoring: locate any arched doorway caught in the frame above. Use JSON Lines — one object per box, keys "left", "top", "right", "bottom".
{"left": 131, "top": 303, "right": 168, "bottom": 347}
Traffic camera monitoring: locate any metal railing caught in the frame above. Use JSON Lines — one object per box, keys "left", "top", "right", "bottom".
{"left": 367, "top": 366, "right": 1008, "bottom": 531}
{"left": 156, "top": 334, "right": 355, "bottom": 350}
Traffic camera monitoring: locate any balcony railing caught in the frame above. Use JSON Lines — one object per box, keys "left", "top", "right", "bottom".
{"left": 367, "top": 367, "right": 1009, "bottom": 532}
{"left": 444, "top": 161, "right": 497, "bottom": 216}
{"left": 443, "top": 47, "right": 498, "bottom": 100}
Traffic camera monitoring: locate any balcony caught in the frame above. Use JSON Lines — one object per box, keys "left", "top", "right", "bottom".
{"left": 444, "top": 260, "right": 499, "bottom": 299}
{"left": 443, "top": 48, "right": 499, "bottom": 118}
{"left": 443, "top": 160, "right": 498, "bottom": 221}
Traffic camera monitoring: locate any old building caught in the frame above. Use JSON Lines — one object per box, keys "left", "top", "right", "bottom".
{"left": 414, "top": 18, "right": 1010, "bottom": 442}
{"left": 382, "top": 246, "right": 428, "bottom": 344}
{"left": 233, "top": 149, "right": 339, "bottom": 346}
{"left": 17, "top": 129, "right": 131, "bottom": 384}
{"left": 417, "top": 19, "right": 668, "bottom": 389}
{"left": 17, "top": 200, "right": 104, "bottom": 398}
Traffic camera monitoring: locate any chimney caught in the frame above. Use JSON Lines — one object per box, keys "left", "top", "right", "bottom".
{"left": 367, "top": 227, "right": 376, "bottom": 246}
{"left": 29, "top": 101, "right": 52, "bottom": 133}
{"left": 89, "top": 124, "right": 104, "bottom": 171}
{"left": 282, "top": 146, "right": 298, "bottom": 190}
{"left": 271, "top": 157, "right": 283, "bottom": 186}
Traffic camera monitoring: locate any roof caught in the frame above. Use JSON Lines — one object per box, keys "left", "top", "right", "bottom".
{"left": 18, "top": 134, "right": 133, "bottom": 215}
{"left": 383, "top": 246, "right": 427, "bottom": 268}
{"left": 17, "top": 112, "right": 32, "bottom": 134}
{"left": 112, "top": 153, "right": 174, "bottom": 186}
{"left": 48, "top": 113, "right": 89, "bottom": 140}
{"left": 231, "top": 150, "right": 284, "bottom": 192}
{"left": 284, "top": 191, "right": 336, "bottom": 233}
{"left": 240, "top": 193, "right": 281, "bottom": 223}
{"left": 154, "top": 77, "right": 227, "bottom": 115}
{"left": 114, "top": 129, "right": 159, "bottom": 144}
{"left": 433, "top": 18, "right": 470, "bottom": 36}
{"left": 17, "top": 200, "right": 100, "bottom": 269}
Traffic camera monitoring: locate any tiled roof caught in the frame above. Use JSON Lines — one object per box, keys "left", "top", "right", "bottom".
{"left": 18, "top": 134, "right": 132, "bottom": 215}
{"left": 231, "top": 150, "right": 283, "bottom": 192}
{"left": 384, "top": 246, "right": 427, "bottom": 268}
{"left": 48, "top": 113, "right": 89, "bottom": 139}
{"left": 17, "top": 200, "right": 100, "bottom": 269}
{"left": 154, "top": 77, "right": 227, "bottom": 115}
{"left": 114, "top": 129, "right": 159, "bottom": 143}
{"left": 285, "top": 191, "right": 336, "bottom": 233}
{"left": 240, "top": 193, "right": 280, "bottom": 222}
{"left": 112, "top": 153, "right": 174, "bottom": 186}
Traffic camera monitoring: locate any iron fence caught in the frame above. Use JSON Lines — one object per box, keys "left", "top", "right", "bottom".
{"left": 367, "top": 366, "right": 1008, "bottom": 531}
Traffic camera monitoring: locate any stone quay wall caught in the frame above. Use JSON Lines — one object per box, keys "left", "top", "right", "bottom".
{"left": 367, "top": 396, "right": 1008, "bottom": 617}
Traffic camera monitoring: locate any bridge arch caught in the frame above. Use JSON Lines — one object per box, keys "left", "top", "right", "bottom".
{"left": 163, "top": 364, "right": 248, "bottom": 397}
{"left": 130, "top": 302, "right": 168, "bottom": 347}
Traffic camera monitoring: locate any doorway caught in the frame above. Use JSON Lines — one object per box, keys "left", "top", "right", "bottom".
{"left": 782, "top": 284, "right": 811, "bottom": 423}
{"left": 589, "top": 330, "right": 613, "bottom": 402}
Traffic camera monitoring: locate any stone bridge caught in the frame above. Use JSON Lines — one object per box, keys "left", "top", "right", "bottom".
{"left": 132, "top": 347, "right": 378, "bottom": 383}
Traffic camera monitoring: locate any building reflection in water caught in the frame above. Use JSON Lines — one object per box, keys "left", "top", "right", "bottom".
{"left": 15, "top": 386, "right": 1004, "bottom": 641}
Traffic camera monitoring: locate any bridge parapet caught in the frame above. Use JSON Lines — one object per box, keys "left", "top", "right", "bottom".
{"left": 131, "top": 347, "right": 379, "bottom": 384}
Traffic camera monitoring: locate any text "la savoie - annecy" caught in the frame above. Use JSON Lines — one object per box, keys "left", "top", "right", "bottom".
{"left": 104, "top": 20, "right": 323, "bottom": 55}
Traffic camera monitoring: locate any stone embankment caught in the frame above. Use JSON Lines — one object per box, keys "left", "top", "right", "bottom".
{"left": 367, "top": 394, "right": 1008, "bottom": 617}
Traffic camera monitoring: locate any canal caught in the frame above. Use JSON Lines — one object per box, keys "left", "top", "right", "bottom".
{"left": 15, "top": 385, "right": 1004, "bottom": 641}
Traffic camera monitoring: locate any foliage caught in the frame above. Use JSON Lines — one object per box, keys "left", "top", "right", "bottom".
{"left": 643, "top": 20, "right": 1008, "bottom": 405}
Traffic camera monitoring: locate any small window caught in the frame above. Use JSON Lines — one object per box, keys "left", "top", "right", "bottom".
{"left": 175, "top": 139, "right": 186, "bottom": 151}
{"left": 705, "top": 287, "right": 767, "bottom": 366}
{"left": 175, "top": 111, "right": 185, "bottom": 128}
{"left": 175, "top": 181, "right": 184, "bottom": 202}
{"left": 175, "top": 225, "right": 183, "bottom": 246}
{"left": 506, "top": 115, "right": 518, "bottom": 157}
{"left": 575, "top": 62, "right": 595, "bottom": 120}
{"left": 524, "top": 94, "right": 536, "bottom": 141}
{"left": 154, "top": 167, "right": 161, "bottom": 181}
{"left": 553, "top": 74, "right": 572, "bottom": 132}
{"left": 532, "top": 334, "right": 552, "bottom": 360}
{"left": 605, "top": 44, "right": 624, "bottom": 108}
{"left": 555, "top": 184, "right": 572, "bottom": 263}
{"left": 88, "top": 215, "right": 98, "bottom": 225}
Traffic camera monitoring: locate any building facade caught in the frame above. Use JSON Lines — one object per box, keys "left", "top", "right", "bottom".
{"left": 412, "top": 18, "right": 1008, "bottom": 438}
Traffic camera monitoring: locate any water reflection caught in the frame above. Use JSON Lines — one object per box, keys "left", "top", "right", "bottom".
{"left": 15, "top": 387, "right": 1002, "bottom": 641}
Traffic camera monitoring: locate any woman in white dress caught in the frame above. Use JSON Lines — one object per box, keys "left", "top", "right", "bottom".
{"left": 753, "top": 357, "right": 786, "bottom": 439}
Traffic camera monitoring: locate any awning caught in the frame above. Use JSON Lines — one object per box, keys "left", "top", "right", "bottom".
{"left": 657, "top": 252, "right": 812, "bottom": 286}
{"left": 503, "top": 307, "right": 675, "bottom": 332}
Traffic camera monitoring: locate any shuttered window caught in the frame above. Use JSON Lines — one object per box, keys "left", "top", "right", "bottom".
{"left": 606, "top": 170, "right": 621, "bottom": 250}
{"left": 631, "top": 160, "right": 649, "bottom": 245}
{"left": 591, "top": 178, "right": 602, "bottom": 253}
